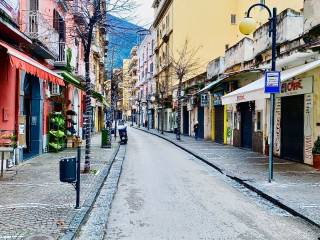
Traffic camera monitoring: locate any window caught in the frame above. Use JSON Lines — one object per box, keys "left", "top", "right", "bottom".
{"left": 256, "top": 111, "right": 262, "bottom": 131}
{"left": 150, "top": 63, "right": 153, "bottom": 74}
{"left": 166, "top": 15, "right": 170, "bottom": 29}
{"left": 151, "top": 40, "right": 154, "bottom": 53}
{"left": 225, "top": 44, "right": 229, "bottom": 50}
{"left": 231, "top": 14, "right": 236, "bottom": 25}
{"left": 260, "top": 0, "right": 266, "bottom": 7}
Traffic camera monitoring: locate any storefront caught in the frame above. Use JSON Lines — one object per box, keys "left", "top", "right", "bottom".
{"left": 0, "top": 40, "right": 65, "bottom": 161}
{"left": 222, "top": 60, "right": 320, "bottom": 165}
{"left": 275, "top": 77, "right": 313, "bottom": 163}
{"left": 212, "top": 91, "right": 224, "bottom": 144}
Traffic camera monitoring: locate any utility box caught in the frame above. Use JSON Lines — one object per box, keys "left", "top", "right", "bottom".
{"left": 59, "top": 157, "right": 76, "bottom": 183}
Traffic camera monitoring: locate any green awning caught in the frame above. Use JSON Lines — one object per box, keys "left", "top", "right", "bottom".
{"left": 60, "top": 71, "right": 109, "bottom": 107}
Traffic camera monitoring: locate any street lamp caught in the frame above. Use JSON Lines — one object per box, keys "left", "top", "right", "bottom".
{"left": 147, "top": 94, "right": 156, "bottom": 130}
{"left": 240, "top": 4, "right": 277, "bottom": 183}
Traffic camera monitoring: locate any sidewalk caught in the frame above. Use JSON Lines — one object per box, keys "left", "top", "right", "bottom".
{"left": 136, "top": 126, "right": 320, "bottom": 227}
{"left": 0, "top": 134, "right": 118, "bottom": 240}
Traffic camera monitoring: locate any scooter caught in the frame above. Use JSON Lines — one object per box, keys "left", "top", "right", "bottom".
{"left": 118, "top": 126, "right": 128, "bottom": 144}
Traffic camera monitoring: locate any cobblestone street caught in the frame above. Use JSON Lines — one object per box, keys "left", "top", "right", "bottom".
{"left": 0, "top": 134, "right": 118, "bottom": 240}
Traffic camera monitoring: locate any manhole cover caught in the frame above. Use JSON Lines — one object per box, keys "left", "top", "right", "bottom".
{"left": 25, "top": 235, "right": 54, "bottom": 240}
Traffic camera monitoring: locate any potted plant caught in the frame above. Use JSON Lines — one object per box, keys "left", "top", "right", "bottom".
{"left": 312, "top": 137, "right": 320, "bottom": 169}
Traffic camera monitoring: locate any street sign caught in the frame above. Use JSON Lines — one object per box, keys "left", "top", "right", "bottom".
{"left": 265, "top": 71, "right": 281, "bottom": 93}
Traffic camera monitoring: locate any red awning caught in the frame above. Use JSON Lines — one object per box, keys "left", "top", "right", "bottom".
{"left": 0, "top": 40, "right": 65, "bottom": 86}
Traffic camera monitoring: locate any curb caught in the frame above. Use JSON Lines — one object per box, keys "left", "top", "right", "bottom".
{"left": 133, "top": 126, "right": 320, "bottom": 229}
{"left": 78, "top": 145, "right": 126, "bottom": 240}
{"left": 60, "top": 143, "right": 121, "bottom": 240}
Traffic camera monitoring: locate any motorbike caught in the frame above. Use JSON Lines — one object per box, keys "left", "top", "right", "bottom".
{"left": 118, "top": 125, "right": 128, "bottom": 144}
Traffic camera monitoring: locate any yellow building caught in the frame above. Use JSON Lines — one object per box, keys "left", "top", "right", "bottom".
{"left": 153, "top": 0, "right": 303, "bottom": 89}
{"left": 92, "top": 24, "right": 106, "bottom": 132}
{"left": 152, "top": 0, "right": 303, "bottom": 135}
{"left": 122, "top": 59, "right": 131, "bottom": 120}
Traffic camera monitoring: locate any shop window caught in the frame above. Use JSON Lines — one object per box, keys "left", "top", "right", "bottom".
{"left": 256, "top": 111, "right": 262, "bottom": 132}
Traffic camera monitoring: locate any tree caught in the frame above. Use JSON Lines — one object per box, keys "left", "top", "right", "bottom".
{"left": 156, "top": 75, "right": 170, "bottom": 134}
{"left": 169, "top": 40, "right": 200, "bottom": 140}
{"left": 66, "top": 0, "right": 136, "bottom": 173}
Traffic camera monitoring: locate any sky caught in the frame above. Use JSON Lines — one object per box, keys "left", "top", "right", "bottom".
{"left": 134, "top": 0, "right": 154, "bottom": 28}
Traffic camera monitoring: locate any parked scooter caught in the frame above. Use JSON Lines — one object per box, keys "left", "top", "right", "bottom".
{"left": 118, "top": 125, "right": 128, "bottom": 144}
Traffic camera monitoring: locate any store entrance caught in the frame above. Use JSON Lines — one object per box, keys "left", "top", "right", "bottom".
{"left": 281, "top": 95, "right": 304, "bottom": 162}
{"left": 214, "top": 106, "right": 224, "bottom": 144}
{"left": 240, "top": 102, "right": 252, "bottom": 149}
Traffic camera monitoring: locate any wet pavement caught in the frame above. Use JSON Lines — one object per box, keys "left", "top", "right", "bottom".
{"left": 0, "top": 134, "right": 118, "bottom": 240}
{"left": 104, "top": 128, "right": 320, "bottom": 239}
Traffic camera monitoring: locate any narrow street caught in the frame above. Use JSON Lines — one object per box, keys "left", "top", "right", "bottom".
{"left": 105, "top": 128, "right": 320, "bottom": 240}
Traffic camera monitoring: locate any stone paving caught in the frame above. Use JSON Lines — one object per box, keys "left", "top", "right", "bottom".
{"left": 0, "top": 134, "right": 118, "bottom": 240}
{"left": 136, "top": 126, "right": 320, "bottom": 227}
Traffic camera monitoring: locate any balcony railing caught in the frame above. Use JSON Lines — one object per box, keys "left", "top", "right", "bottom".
{"left": 21, "top": 10, "right": 59, "bottom": 56}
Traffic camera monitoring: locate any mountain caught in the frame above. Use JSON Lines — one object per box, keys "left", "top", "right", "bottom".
{"left": 106, "top": 14, "right": 145, "bottom": 73}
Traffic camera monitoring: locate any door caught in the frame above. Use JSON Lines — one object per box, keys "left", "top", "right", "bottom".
{"left": 281, "top": 95, "right": 304, "bottom": 162}
{"left": 214, "top": 106, "right": 224, "bottom": 143}
{"left": 183, "top": 106, "right": 189, "bottom": 135}
{"left": 198, "top": 106, "right": 204, "bottom": 139}
{"left": 241, "top": 103, "right": 252, "bottom": 149}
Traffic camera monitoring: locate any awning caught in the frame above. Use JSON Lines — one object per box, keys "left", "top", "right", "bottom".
{"left": 222, "top": 60, "right": 320, "bottom": 105}
{"left": 0, "top": 40, "right": 65, "bottom": 86}
{"left": 60, "top": 71, "right": 109, "bottom": 107}
{"left": 198, "top": 78, "right": 224, "bottom": 94}
{"left": 198, "top": 69, "right": 263, "bottom": 95}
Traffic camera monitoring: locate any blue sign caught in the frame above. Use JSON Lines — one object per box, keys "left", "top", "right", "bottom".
{"left": 265, "top": 71, "right": 281, "bottom": 93}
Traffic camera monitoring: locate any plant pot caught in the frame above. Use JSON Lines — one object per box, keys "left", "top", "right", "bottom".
{"left": 313, "top": 154, "right": 320, "bottom": 169}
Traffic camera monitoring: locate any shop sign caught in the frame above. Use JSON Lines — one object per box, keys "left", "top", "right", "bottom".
{"left": 236, "top": 94, "right": 245, "bottom": 102}
{"left": 201, "top": 94, "right": 209, "bottom": 107}
{"left": 0, "top": 0, "right": 19, "bottom": 24}
{"left": 280, "top": 77, "right": 313, "bottom": 97}
{"left": 213, "top": 92, "right": 223, "bottom": 106}
{"left": 265, "top": 71, "right": 281, "bottom": 93}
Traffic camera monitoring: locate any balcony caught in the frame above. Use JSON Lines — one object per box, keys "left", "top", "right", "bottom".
{"left": 304, "top": 0, "right": 320, "bottom": 34}
{"left": 207, "top": 56, "right": 224, "bottom": 80}
{"left": 253, "top": 9, "right": 303, "bottom": 56}
{"left": 224, "top": 38, "right": 253, "bottom": 71}
{"left": 20, "top": 10, "right": 59, "bottom": 58}
{"left": 54, "top": 42, "right": 67, "bottom": 68}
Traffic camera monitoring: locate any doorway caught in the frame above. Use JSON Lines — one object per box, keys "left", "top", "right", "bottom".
{"left": 214, "top": 106, "right": 224, "bottom": 144}
{"left": 23, "top": 74, "right": 42, "bottom": 159}
{"left": 197, "top": 106, "right": 204, "bottom": 139}
{"left": 183, "top": 106, "right": 189, "bottom": 135}
{"left": 240, "top": 102, "right": 252, "bottom": 149}
{"left": 281, "top": 95, "right": 304, "bottom": 162}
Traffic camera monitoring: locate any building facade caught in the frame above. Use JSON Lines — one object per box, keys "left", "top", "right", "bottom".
{"left": 152, "top": 0, "right": 304, "bottom": 137}
{"left": 0, "top": 0, "right": 106, "bottom": 170}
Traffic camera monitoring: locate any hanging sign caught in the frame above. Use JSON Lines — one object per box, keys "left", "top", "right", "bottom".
{"left": 213, "top": 92, "right": 223, "bottom": 106}
{"left": 201, "top": 94, "right": 209, "bottom": 107}
{"left": 265, "top": 71, "right": 281, "bottom": 93}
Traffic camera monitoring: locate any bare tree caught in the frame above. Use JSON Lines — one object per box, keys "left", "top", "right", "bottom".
{"left": 66, "top": 0, "right": 136, "bottom": 173}
{"left": 169, "top": 40, "right": 200, "bottom": 140}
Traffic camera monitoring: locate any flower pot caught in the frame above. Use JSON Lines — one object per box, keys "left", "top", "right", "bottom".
{"left": 313, "top": 154, "right": 320, "bottom": 169}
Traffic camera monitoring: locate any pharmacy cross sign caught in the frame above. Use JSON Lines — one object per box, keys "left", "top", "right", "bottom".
{"left": 265, "top": 71, "right": 281, "bottom": 94}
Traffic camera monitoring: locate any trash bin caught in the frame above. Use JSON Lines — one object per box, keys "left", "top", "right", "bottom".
{"left": 101, "top": 128, "right": 111, "bottom": 148}
{"left": 59, "top": 157, "right": 76, "bottom": 183}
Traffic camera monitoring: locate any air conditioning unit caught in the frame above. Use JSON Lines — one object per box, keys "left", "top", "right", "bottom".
{"left": 50, "top": 83, "right": 61, "bottom": 96}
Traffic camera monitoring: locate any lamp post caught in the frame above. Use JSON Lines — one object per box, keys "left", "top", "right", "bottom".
{"left": 240, "top": 4, "right": 277, "bottom": 183}
{"left": 147, "top": 94, "right": 156, "bottom": 130}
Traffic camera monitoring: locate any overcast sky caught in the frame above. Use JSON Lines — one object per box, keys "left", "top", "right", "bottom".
{"left": 133, "top": 0, "right": 154, "bottom": 28}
